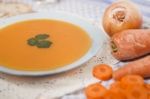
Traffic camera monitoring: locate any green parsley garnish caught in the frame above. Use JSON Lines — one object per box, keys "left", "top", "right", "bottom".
{"left": 27, "top": 34, "right": 52, "bottom": 48}
{"left": 35, "top": 34, "right": 49, "bottom": 40}
{"left": 37, "top": 40, "right": 52, "bottom": 48}
{"left": 27, "top": 38, "right": 38, "bottom": 46}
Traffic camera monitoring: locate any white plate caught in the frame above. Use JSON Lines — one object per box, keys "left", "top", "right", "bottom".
{"left": 0, "top": 12, "right": 105, "bottom": 76}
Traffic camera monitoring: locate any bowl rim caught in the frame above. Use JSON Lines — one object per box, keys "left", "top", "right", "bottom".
{"left": 0, "top": 12, "right": 106, "bottom": 76}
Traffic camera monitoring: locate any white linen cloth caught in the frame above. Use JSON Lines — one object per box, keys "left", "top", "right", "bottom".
{"left": 0, "top": 0, "right": 149, "bottom": 99}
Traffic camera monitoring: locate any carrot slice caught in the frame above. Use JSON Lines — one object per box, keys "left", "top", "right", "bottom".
{"left": 110, "top": 89, "right": 127, "bottom": 99}
{"left": 148, "top": 93, "right": 150, "bottom": 99}
{"left": 120, "top": 75, "right": 144, "bottom": 89}
{"left": 84, "top": 83, "right": 107, "bottom": 99}
{"left": 145, "top": 84, "right": 150, "bottom": 90}
{"left": 145, "top": 84, "right": 150, "bottom": 95}
{"left": 110, "top": 81, "right": 123, "bottom": 89}
{"left": 100, "top": 88, "right": 127, "bottom": 99}
{"left": 109, "top": 82, "right": 127, "bottom": 99}
{"left": 100, "top": 91, "right": 115, "bottom": 99}
{"left": 124, "top": 86, "right": 148, "bottom": 99}
{"left": 92, "top": 64, "right": 113, "bottom": 81}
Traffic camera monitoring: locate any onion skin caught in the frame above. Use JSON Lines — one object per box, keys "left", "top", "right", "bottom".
{"left": 103, "top": 1, "right": 143, "bottom": 36}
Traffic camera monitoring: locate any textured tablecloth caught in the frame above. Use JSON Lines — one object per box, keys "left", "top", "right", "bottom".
{"left": 0, "top": 0, "right": 150, "bottom": 99}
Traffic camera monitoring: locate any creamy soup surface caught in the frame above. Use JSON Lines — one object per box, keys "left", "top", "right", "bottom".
{"left": 0, "top": 19, "right": 91, "bottom": 71}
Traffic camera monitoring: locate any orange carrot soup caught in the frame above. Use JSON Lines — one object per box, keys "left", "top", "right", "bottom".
{"left": 0, "top": 19, "right": 91, "bottom": 71}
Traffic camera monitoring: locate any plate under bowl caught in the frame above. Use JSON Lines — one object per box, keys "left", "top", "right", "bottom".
{"left": 0, "top": 12, "right": 106, "bottom": 76}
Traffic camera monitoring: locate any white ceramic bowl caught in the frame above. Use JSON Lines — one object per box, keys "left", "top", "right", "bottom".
{"left": 0, "top": 12, "right": 106, "bottom": 76}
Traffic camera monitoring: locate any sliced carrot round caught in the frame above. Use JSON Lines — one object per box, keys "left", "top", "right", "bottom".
{"left": 92, "top": 64, "right": 113, "bottom": 81}
{"left": 109, "top": 83, "right": 127, "bottom": 99}
{"left": 100, "top": 91, "right": 115, "bottom": 99}
{"left": 124, "top": 86, "right": 148, "bottom": 99}
{"left": 145, "top": 84, "right": 150, "bottom": 95}
{"left": 145, "top": 84, "right": 150, "bottom": 90}
{"left": 148, "top": 94, "right": 150, "bottom": 99}
{"left": 110, "top": 81, "right": 123, "bottom": 89}
{"left": 120, "top": 75, "right": 144, "bottom": 88}
{"left": 84, "top": 83, "right": 107, "bottom": 99}
{"left": 110, "top": 90, "right": 127, "bottom": 99}
{"left": 100, "top": 89, "right": 127, "bottom": 99}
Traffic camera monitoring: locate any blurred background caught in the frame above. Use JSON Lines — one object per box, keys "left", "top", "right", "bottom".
{"left": 0, "top": 0, "right": 149, "bottom": 22}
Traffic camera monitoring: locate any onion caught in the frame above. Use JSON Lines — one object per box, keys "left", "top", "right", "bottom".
{"left": 102, "top": 1, "right": 143, "bottom": 36}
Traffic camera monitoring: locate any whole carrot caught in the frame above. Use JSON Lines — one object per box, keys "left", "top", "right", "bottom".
{"left": 111, "top": 29, "right": 150, "bottom": 60}
{"left": 113, "top": 56, "right": 150, "bottom": 80}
